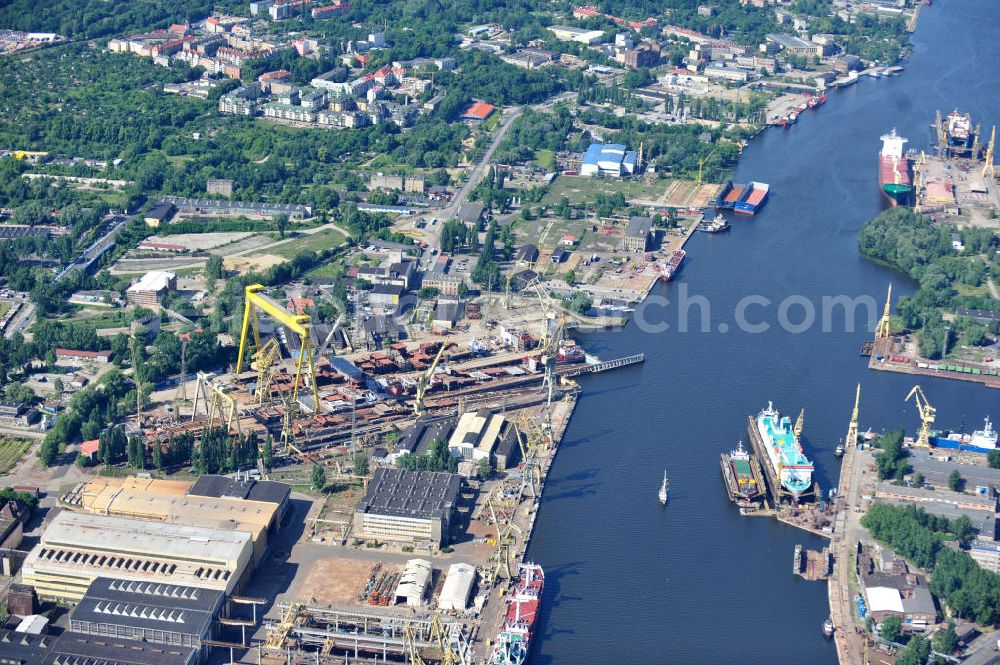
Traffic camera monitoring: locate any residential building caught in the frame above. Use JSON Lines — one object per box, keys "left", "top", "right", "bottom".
{"left": 21, "top": 512, "right": 253, "bottom": 602}
{"left": 370, "top": 173, "right": 426, "bottom": 193}
{"left": 311, "top": 0, "right": 349, "bottom": 18}
{"left": 126, "top": 270, "right": 177, "bottom": 307}
{"left": 421, "top": 273, "right": 463, "bottom": 296}
{"left": 970, "top": 539, "right": 1000, "bottom": 574}
{"left": 263, "top": 102, "right": 317, "bottom": 123}
{"left": 623, "top": 216, "right": 653, "bottom": 252}
{"left": 219, "top": 85, "right": 260, "bottom": 116}
{"left": 623, "top": 44, "right": 660, "bottom": 69}
{"left": 352, "top": 468, "right": 462, "bottom": 546}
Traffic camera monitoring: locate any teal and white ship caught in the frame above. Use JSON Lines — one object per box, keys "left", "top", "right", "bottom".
{"left": 752, "top": 402, "right": 814, "bottom": 498}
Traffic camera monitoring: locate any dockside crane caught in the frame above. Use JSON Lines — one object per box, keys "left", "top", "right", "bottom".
{"left": 414, "top": 342, "right": 452, "bottom": 415}
{"left": 250, "top": 337, "right": 281, "bottom": 406}
{"left": 875, "top": 283, "right": 893, "bottom": 340}
{"left": 845, "top": 383, "right": 861, "bottom": 449}
{"left": 984, "top": 125, "right": 996, "bottom": 178}
{"left": 905, "top": 385, "right": 935, "bottom": 448}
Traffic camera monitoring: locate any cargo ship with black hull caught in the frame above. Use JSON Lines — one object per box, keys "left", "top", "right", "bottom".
{"left": 720, "top": 440, "right": 767, "bottom": 512}
{"left": 878, "top": 129, "right": 912, "bottom": 206}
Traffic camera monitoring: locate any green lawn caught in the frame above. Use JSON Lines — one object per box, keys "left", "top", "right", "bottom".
{"left": 255, "top": 228, "right": 347, "bottom": 259}
{"left": 534, "top": 149, "right": 555, "bottom": 170}
{"left": 540, "top": 175, "right": 667, "bottom": 206}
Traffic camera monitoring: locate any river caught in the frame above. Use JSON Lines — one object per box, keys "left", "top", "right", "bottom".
{"left": 526, "top": 2, "right": 1000, "bottom": 663}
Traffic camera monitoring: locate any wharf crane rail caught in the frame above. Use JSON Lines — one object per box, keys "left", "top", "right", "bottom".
{"left": 557, "top": 353, "right": 645, "bottom": 376}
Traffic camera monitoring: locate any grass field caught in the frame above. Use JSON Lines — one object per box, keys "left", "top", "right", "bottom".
{"left": 253, "top": 228, "right": 348, "bottom": 259}
{"left": 541, "top": 175, "right": 668, "bottom": 207}
{"left": 0, "top": 438, "right": 31, "bottom": 474}
{"left": 534, "top": 149, "right": 555, "bottom": 170}
{"left": 64, "top": 309, "right": 134, "bottom": 329}
{"left": 0, "top": 302, "right": 10, "bottom": 319}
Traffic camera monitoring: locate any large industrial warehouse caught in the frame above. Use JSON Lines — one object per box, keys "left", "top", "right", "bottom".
{"left": 22, "top": 512, "right": 253, "bottom": 602}
{"left": 353, "top": 468, "right": 462, "bottom": 546}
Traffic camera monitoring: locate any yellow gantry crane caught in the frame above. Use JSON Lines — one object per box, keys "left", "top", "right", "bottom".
{"left": 192, "top": 372, "right": 241, "bottom": 436}
{"left": 236, "top": 284, "right": 320, "bottom": 411}
{"left": 875, "top": 283, "right": 893, "bottom": 340}
{"left": 414, "top": 342, "right": 451, "bottom": 415}
{"left": 905, "top": 385, "right": 935, "bottom": 448}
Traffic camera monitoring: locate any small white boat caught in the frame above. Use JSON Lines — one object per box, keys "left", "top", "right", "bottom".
{"left": 659, "top": 470, "right": 669, "bottom": 505}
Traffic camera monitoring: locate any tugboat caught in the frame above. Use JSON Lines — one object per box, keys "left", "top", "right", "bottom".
{"left": 822, "top": 619, "right": 835, "bottom": 638}
{"left": 659, "top": 471, "right": 669, "bottom": 506}
{"left": 835, "top": 441, "right": 845, "bottom": 458}
{"left": 696, "top": 214, "right": 731, "bottom": 233}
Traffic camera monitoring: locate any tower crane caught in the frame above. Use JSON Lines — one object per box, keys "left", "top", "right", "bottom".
{"left": 696, "top": 145, "right": 721, "bottom": 187}
{"left": 845, "top": 383, "right": 861, "bottom": 449}
{"left": 414, "top": 342, "right": 452, "bottom": 415}
{"left": 905, "top": 385, "right": 935, "bottom": 448}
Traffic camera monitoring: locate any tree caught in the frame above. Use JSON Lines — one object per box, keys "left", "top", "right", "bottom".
{"left": 878, "top": 615, "right": 903, "bottom": 645}
{"left": 564, "top": 270, "right": 576, "bottom": 286}
{"left": 476, "top": 456, "right": 491, "bottom": 480}
{"left": 948, "top": 469, "right": 963, "bottom": 492}
{"left": 53, "top": 377, "right": 64, "bottom": 399}
{"left": 913, "top": 472, "right": 924, "bottom": 487}
{"left": 275, "top": 214, "right": 290, "bottom": 239}
{"left": 950, "top": 514, "right": 974, "bottom": 545}
{"left": 988, "top": 449, "right": 1000, "bottom": 469}
{"left": 3, "top": 382, "right": 35, "bottom": 406}
{"left": 353, "top": 452, "right": 369, "bottom": 478}
{"left": 206, "top": 255, "right": 224, "bottom": 280}
{"left": 262, "top": 435, "right": 273, "bottom": 470}
{"left": 933, "top": 621, "right": 957, "bottom": 655}
{"left": 126, "top": 435, "right": 145, "bottom": 469}
{"left": 311, "top": 463, "right": 326, "bottom": 491}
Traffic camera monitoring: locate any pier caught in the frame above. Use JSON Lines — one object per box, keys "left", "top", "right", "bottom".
{"left": 558, "top": 353, "right": 645, "bottom": 377}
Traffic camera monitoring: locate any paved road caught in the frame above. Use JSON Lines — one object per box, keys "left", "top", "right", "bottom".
{"left": 56, "top": 214, "right": 130, "bottom": 283}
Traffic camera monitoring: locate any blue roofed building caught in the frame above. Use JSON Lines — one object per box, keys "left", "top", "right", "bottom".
{"left": 581, "top": 143, "right": 639, "bottom": 177}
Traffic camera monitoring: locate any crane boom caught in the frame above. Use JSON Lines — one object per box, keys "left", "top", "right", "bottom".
{"left": 905, "top": 384, "right": 935, "bottom": 448}
{"left": 414, "top": 343, "right": 452, "bottom": 415}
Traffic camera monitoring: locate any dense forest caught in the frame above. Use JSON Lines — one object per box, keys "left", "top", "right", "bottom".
{"left": 859, "top": 207, "right": 999, "bottom": 358}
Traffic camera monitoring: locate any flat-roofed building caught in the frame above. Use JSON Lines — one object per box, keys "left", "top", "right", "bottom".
{"left": 0, "top": 627, "right": 198, "bottom": 665}
{"left": 188, "top": 474, "right": 291, "bottom": 522}
{"left": 353, "top": 468, "right": 461, "bottom": 546}
{"left": 546, "top": 25, "right": 605, "bottom": 44}
{"left": 875, "top": 482, "right": 997, "bottom": 513}
{"left": 127, "top": 270, "right": 176, "bottom": 307}
{"left": 22, "top": 512, "right": 252, "bottom": 603}
{"left": 970, "top": 539, "right": 1000, "bottom": 574}
{"left": 71, "top": 476, "right": 281, "bottom": 565}
{"left": 69, "top": 578, "right": 224, "bottom": 655}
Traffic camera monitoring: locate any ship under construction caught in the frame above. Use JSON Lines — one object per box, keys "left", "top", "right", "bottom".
{"left": 719, "top": 441, "right": 767, "bottom": 513}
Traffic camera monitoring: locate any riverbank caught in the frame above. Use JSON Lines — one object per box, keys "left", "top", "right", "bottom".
{"left": 526, "top": 1, "right": 1000, "bottom": 662}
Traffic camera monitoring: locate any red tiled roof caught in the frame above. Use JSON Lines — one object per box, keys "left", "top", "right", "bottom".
{"left": 259, "top": 69, "right": 292, "bottom": 80}
{"left": 462, "top": 102, "right": 495, "bottom": 120}
{"left": 80, "top": 440, "right": 100, "bottom": 455}
{"left": 55, "top": 348, "right": 111, "bottom": 359}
